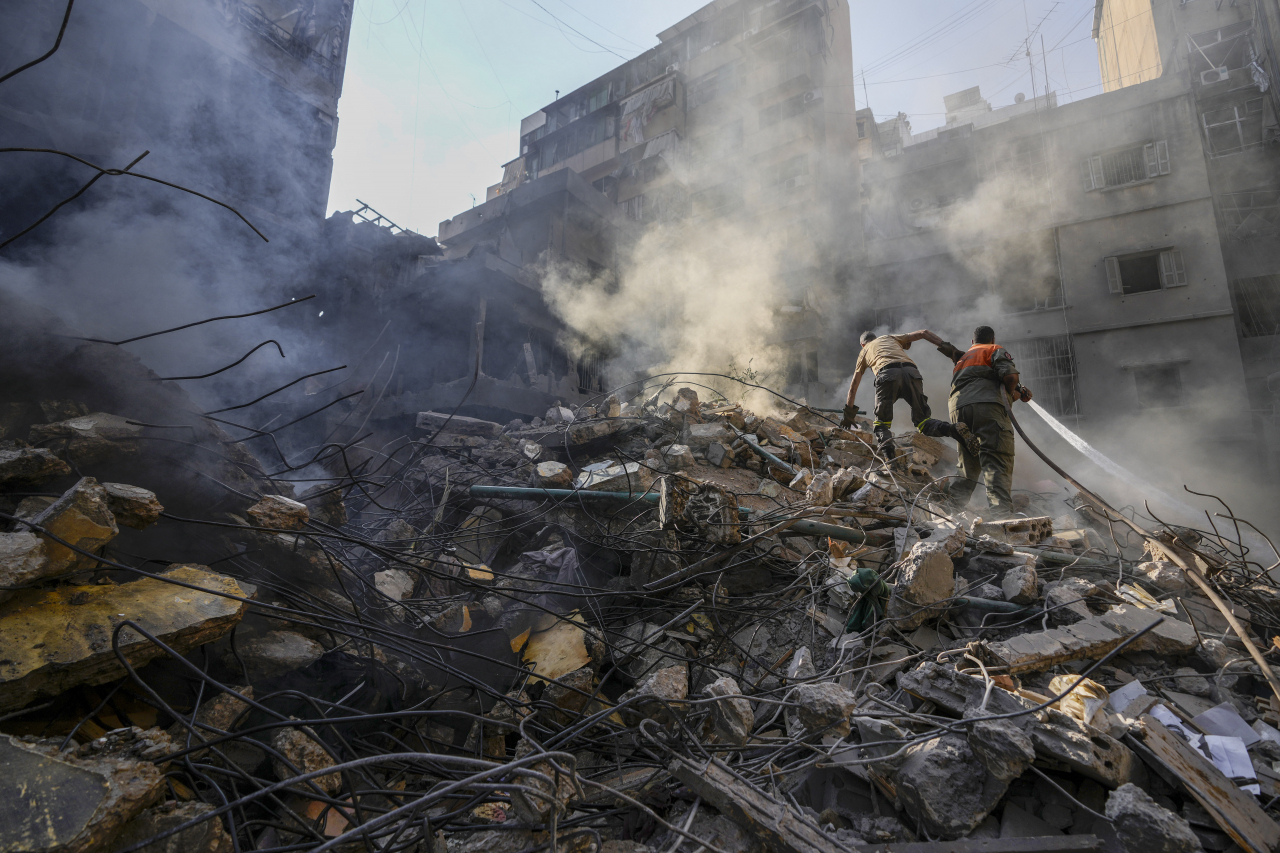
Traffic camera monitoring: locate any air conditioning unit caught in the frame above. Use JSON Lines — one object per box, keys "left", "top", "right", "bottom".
{"left": 784, "top": 175, "right": 812, "bottom": 190}
{"left": 1200, "top": 67, "right": 1230, "bottom": 84}
{"left": 665, "top": 63, "right": 680, "bottom": 74}
{"left": 744, "top": 27, "right": 759, "bottom": 37}
{"left": 802, "top": 88, "right": 823, "bottom": 104}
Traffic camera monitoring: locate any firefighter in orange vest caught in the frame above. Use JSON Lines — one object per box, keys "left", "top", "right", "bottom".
{"left": 936, "top": 325, "right": 1033, "bottom": 515}
{"left": 843, "top": 329, "right": 982, "bottom": 457}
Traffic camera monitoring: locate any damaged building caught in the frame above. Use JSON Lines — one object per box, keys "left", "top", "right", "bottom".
{"left": 854, "top": 0, "right": 1280, "bottom": 479}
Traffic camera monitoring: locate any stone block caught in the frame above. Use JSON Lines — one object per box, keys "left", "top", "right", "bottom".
{"left": 968, "top": 719, "right": 1035, "bottom": 782}
{"left": 415, "top": 411, "right": 502, "bottom": 437}
{"left": 1105, "top": 783, "right": 1200, "bottom": 853}
{"left": 1045, "top": 581, "right": 1092, "bottom": 625}
{"left": 532, "top": 461, "right": 573, "bottom": 488}
{"left": 0, "top": 567, "right": 247, "bottom": 712}
{"left": 28, "top": 412, "right": 142, "bottom": 464}
{"left": 896, "top": 733, "right": 1010, "bottom": 839}
{"left": 1001, "top": 563, "right": 1039, "bottom": 604}
{"left": 685, "top": 422, "right": 736, "bottom": 449}
{"left": 101, "top": 483, "right": 163, "bottom": 530}
{"left": 232, "top": 631, "right": 324, "bottom": 681}
{"left": 1096, "top": 605, "right": 1198, "bottom": 656}
{"left": 545, "top": 406, "right": 574, "bottom": 424}
{"left": 0, "top": 531, "right": 50, "bottom": 603}
{"left": 31, "top": 477, "right": 118, "bottom": 574}
{"left": 574, "top": 461, "right": 654, "bottom": 492}
{"left": 805, "top": 471, "right": 833, "bottom": 506}
{"left": 887, "top": 542, "right": 954, "bottom": 630}
{"left": 374, "top": 568, "right": 416, "bottom": 601}
{"left": 246, "top": 495, "right": 309, "bottom": 531}
{"left": 705, "top": 441, "right": 735, "bottom": 468}
{"left": 705, "top": 676, "right": 754, "bottom": 745}
{"left": 794, "top": 681, "right": 857, "bottom": 737}
{"left": 660, "top": 444, "right": 695, "bottom": 470}
{"left": 273, "top": 726, "right": 341, "bottom": 794}
{"left": 1136, "top": 561, "right": 1188, "bottom": 593}
{"left": 0, "top": 446, "right": 70, "bottom": 486}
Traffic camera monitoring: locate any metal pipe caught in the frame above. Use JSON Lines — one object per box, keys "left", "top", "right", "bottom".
{"left": 952, "top": 597, "right": 1030, "bottom": 614}
{"left": 469, "top": 485, "right": 661, "bottom": 504}
{"left": 733, "top": 428, "right": 797, "bottom": 477}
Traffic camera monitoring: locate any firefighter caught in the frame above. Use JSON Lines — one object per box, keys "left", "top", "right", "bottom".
{"left": 843, "top": 329, "right": 982, "bottom": 457}
{"left": 935, "top": 325, "right": 1033, "bottom": 516}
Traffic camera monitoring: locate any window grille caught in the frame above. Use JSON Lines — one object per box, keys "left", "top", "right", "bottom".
{"left": 1002, "top": 336, "right": 1078, "bottom": 417}
{"left": 1231, "top": 274, "right": 1280, "bottom": 338}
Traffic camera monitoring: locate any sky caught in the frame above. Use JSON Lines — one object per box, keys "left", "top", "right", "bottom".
{"left": 327, "top": 0, "right": 1104, "bottom": 238}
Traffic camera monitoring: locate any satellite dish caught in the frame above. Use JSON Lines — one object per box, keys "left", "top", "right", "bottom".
{"left": 1015, "top": 93, "right": 1026, "bottom": 103}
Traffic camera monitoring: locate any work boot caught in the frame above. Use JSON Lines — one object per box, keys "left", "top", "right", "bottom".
{"left": 952, "top": 422, "right": 982, "bottom": 458}
{"left": 873, "top": 427, "right": 894, "bottom": 451}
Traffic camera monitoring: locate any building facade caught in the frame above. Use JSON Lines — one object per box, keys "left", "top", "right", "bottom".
{"left": 440, "top": 0, "right": 860, "bottom": 401}
{"left": 855, "top": 0, "right": 1280, "bottom": 486}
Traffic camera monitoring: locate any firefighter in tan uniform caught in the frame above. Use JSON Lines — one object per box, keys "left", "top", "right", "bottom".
{"left": 936, "top": 325, "right": 1033, "bottom": 516}
{"left": 843, "top": 329, "right": 981, "bottom": 457}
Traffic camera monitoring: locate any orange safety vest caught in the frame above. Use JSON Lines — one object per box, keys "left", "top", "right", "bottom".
{"left": 953, "top": 343, "right": 1002, "bottom": 373}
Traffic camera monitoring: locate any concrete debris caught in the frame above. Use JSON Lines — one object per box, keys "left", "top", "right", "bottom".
{"left": 2, "top": 381, "right": 1275, "bottom": 853}
{"left": 101, "top": 483, "right": 164, "bottom": 530}
{"left": 246, "top": 494, "right": 310, "bottom": 530}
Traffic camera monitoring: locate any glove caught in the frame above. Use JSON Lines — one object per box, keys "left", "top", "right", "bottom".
{"left": 1017, "top": 385, "right": 1033, "bottom": 403}
{"left": 841, "top": 404, "right": 862, "bottom": 428}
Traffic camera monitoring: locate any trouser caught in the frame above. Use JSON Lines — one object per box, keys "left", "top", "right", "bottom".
{"left": 947, "top": 402, "right": 1015, "bottom": 511}
{"left": 872, "top": 365, "right": 956, "bottom": 443}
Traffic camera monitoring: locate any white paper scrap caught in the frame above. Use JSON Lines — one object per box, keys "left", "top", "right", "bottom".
{"left": 1150, "top": 704, "right": 1204, "bottom": 753}
{"left": 1109, "top": 679, "right": 1148, "bottom": 712}
{"left": 1203, "top": 735, "right": 1261, "bottom": 796}
{"left": 1194, "top": 703, "right": 1261, "bottom": 747}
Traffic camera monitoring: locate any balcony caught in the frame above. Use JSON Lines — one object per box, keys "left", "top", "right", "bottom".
{"left": 235, "top": 4, "right": 341, "bottom": 83}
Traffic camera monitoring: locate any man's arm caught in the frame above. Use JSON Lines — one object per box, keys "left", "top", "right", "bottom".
{"left": 843, "top": 366, "right": 866, "bottom": 427}
{"left": 1002, "top": 372, "right": 1033, "bottom": 403}
{"left": 894, "top": 330, "right": 945, "bottom": 348}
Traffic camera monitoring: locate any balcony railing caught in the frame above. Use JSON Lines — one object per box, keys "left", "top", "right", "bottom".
{"left": 236, "top": 4, "right": 341, "bottom": 84}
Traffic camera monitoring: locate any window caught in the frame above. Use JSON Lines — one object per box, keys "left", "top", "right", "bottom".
{"left": 1104, "top": 249, "right": 1187, "bottom": 294}
{"left": 1083, "top": 141, "right": 1169, "bottom": 190}
{"left": 587, "top": 86, "right": 610, "bottom": 113}
{"left": 640, "top": 159, "right": 660, "bottom": 183}
{"left": 692, "top": 183, "right": 740, "bottom": 218}
{"left": 856, "top": 119, "right": 867, "bottom": 139}
{"left": 1203, "top": 99, "right": 1265, "bottom": 156}
{"left": 763, "top": 155, "right": 809, "bottom": 188}
{"left": 1133, "top": 364, "right": 1184, "bottom": 408}
{"left": 760, "top": 92, "right": 808, "bottom": 128}
{"left": 625, "top": 194, "right": 645, "bottom": 221}
{"left": 1219, "top": 190, "right": 1280, "bottom": 239}
{"left": 1002, "top": 336, "right": 1078, "bottom": 417}
{"left": 1187, "top": 22, "right": 1253, "bottom": 77}
{"left": 1231, "top": 274, "right": 1280, "bottom": 337}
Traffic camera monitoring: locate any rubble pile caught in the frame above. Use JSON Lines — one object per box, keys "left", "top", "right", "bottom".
{"left": 4, "top": 371, "right": 1280, "bottom": 853}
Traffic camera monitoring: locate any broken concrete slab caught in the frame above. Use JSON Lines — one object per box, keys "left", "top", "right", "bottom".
{"left": 887, "top": 542, "right": 954, "bottom": 630}
{"left": 232, "top": 631, "right": 324, "bottom": 681}
{"left": 113, "top": 800, "right": 234, "bottom": 853}
{"left": 28, "top": 412, "right": 142, "bottom": 464}
{"left": 373, "top": 567, "right": 416, "bottom": 601}
{"left": 805, "top": 471, "right": 833, "bottom": 506}
{"left": 0, "top": 566, "right": 246, "bottom": 714}
{"left": 1104, "top": 783, "right": 1201, "bottom": 853}
{"left": 896, "top": 733, "right": 1011, "bottom": 839}
{"left": 566, "top": 418, "right": 631, "bottom": 445}
{"left": 1135, "top": 561, "right": 1188, "bottom": 593}
{"left": 532, "top": 460, "right": 574, "bottom": 488}
{"left": 794, "top": 681, "right": 858, "bottom": 737}
{"left": 0, "top": 727, "right": 170, "bottom": 853}
{"left": 574, "top": 461, "right": 654, "bottom": 492}
{"left": 522, "top": 612, "right": 592, "bottom": 683}
{"left": 1044, "top": 579, "right": 1094, "bottom": 626}
{"left": 416, "top": 411, "right": 503, "bottom": 437}
{"left": 1094, "top": 606, "right": 1198, "bottom": 657}
{"left": 272, "top": 726, "right": 341, "bottom": 794}
{"left": 967, "top": 719, "right": 1036, "bottom": 782}
{"left": 685, "top": 422, "right": 736, "bottom": 450}
{"left": 31, "top": 477, "right": 117, "bottom": 574}
{"left": 0, "top": 446, "right": 70, "bottom": 486}
{"left": 620, "top": 664, "right": 687, "bottom": 724}
{"left": 705, "top": 441, "right": 735, "bottom": 468}
{"left": 101, "top": 483, "right": 163, "bottom": 530}
{"left": 973, "top": 516, "right": 1053, "bottom": 547}
{"left": 246, "top": 495, "right": 309, "bottom": 530}
{"left": 705, "top": 676, "right": 754, "bottom": 745}
{"left": 1001, "top": 562, "right": 1039, "bottom": 605}
{"left": 0, "top": 531, "right": 50, "bottom": 603}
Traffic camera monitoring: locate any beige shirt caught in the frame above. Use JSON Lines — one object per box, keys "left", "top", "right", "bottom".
{"left": 855, "top": 334, "right": 915, "bottom": 376}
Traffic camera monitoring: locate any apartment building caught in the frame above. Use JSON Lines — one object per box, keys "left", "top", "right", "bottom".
{"left": 854, "top": 0, "right": 1280, "bottom": 486}
{"left": 0, "top": 0, "right": 353, "bottom": 241}
{"left": 439, "top": 0, "right": 860, "bottom": 400}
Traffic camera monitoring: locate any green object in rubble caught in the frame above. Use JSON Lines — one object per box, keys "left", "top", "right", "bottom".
{"left": 844, "top": 567, "right": 892, "bottom": 634}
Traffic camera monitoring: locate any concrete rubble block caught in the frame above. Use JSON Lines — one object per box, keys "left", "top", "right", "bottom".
{"left": 705, "top": 441, "right": 735, "bottom": 468}
{"left": 1105, "top": 783, "right": 1201, "bottom": 853}
{"left": 574, "top": 461, "right": 654, "bottom": 492}
{"left": 629, "top": 529, "right": 681, "bottom": 589}
{"left": 31, "top": 477, "right": 118, "bottom": 574}
{"left": 681, "top": 483, "right": 741, "bottom": 545}
{"left": 1001, "top": 562, "right": 1039, "bottom": 605}
{"left": 1044, "top": 581, "right": 1093, "bottom": 625}
{"left": 523, "top": 613, "right": 593, "bottom": 683}
{"left": 895, "top": 733, "right": 1011, "bottom": 839}
{"left": 830, "top": 467, "right": 866, "bottom": 501}
{"left": 28, "top": 412, "right": 143, "bottom": 464}
{"left": 894, "top": 431, "right": 958, "bottom": 467}
{"left": 886, "top": 542, "right": 954, "bottom": 630}
{"left": 374, "top": 567, "right": 416, "bottom": 601}
{"left": 620, "top": 663, "right": 688, "bottom": 724}
{"left": 167, "top": 686, "right": 254, "bottom": 759}
{"left": 518, "top": 439, "right": 543, "bottom": 461}
{"left": 566, "top": 418, "right": 629, "bottom": 444}
{"left": 705, "top": 676, "right": 754, "bottom": 745}
{"left": 982, "top": 616, "right": 1130, "bottom": 674}
{"left": 113, "top": 800, "right": 234, "bottom": 853}
{"left": 545, "top": 406, "right": 575, "bottom": 425}
{"left": 246, "top": 494, "right": 309, "bottom": 531}
{"left": 509, "top": 739, "right": 577, "bottom": 824}
{"left": 233, "top": 631, "right": 324, "bottom": 681}
{"left": 972, "top": 516, "right": 1054, "bottom": 547}
{"left": 685, "top": 422, "right": 736, "bottom": 450}
{"left": 1136, "top": 560, "right": 1189, "bottom": 593}
{"left": 0, "top": 564, "right": 246, "bottom": 713}
{"left": 101, "top": 483, "right": 163, "bottom": 530}
{"left": 756, "top": 416, "right": 804, "bottom": 448}
{"left": 1096, "top": 605, "right": 1199, "bottom": 656}
{"left": 793, "top": 681, "right": 857, "bottom": 737}
{"left": 0, "top": 446, "right": 71, "bottom": 486}
{"left": 0, "top": 531, "right": 50, "bottom": 602}
{"left": 0, "top": 728, "right": 171, "bottom": 853}
{"left": 299, "top": 483, "right": 347, "bottom": 527}
{"left": 661, "top": 443, "right": 696, "bottom": 470}
{"left": 447, "top": 828, "right": 538, "bottom": 853}
{"left": 532, "top": 460, "right": 574, "bottom": 488}
{"left": 1026, "top": 707, "right": 1136, "bottom": 788}
{"left": 272, "top": 725, "right": 341, "bottom": 795}
{"left": 788, "top": 468, "right": 813, "bottom": 491}
{"left": 602, "top": 395, "right": 622, "bottom": 418}
{"left": 416, "top": 411, "right": 502, "bottom": 437}
{"left": 545, "top": 665, "right": 596, "bottom": 722}
{"left": 967, "top": 719, "right": 1036, "bottom": 781}
{"left": 805, "top": 471, "right": 833, "bottom": 506}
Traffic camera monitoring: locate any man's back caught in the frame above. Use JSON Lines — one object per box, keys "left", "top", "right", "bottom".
{"left": 855, "top": 335, "right": 915, "bottom": 375}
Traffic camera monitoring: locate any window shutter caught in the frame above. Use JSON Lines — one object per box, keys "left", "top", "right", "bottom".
{"left": 1082, "top": 159, "right": 1094, "bottom": 190}
{"left": 1082, "top": 157, "right": 1103, "bottom": 190}
{"left": 1145, "top": 143, "right": 1159, "bottom": 178}
{"left": 1160, "top": 249, "right": 1188, "bottom": 287}
{"left": 1105, "top": 256, "right": 1123, "bottom": 293}
{"left": 1156, "top": 140, "right": 1170, "bottom": 175}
